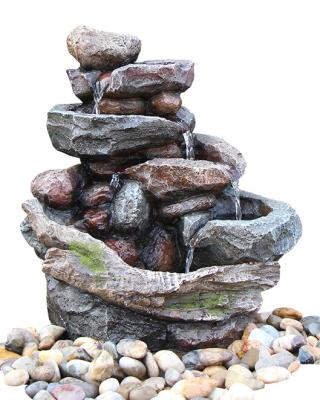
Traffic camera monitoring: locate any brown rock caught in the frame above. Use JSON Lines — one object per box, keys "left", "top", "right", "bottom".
{"left": 67, "top": 26, "right": 141, "bottom": 70}
{"left": 124, "top": 158, "right": 230, "bottom": 200}
{"left": 84, "top": 161, "right": 130, "bottom": 179}
{"left": 81, "top": 183, "right": 114, "bottom": 207}
{"left": 150, "top": 92, "right": 182, "bottom": 116}
{"left": 106, "top": 60, "right": 194, "bottom": 98}
{"left": 99, "top": 98, "right": 146, "bottom": 115}
{"left": 129, "top": 385, "right": 157, "bottom": 400}
{"left": 272, "top": 307, "right": 303, "bottom": 320}
{"left": 0, "top": 347, "right": 20, "bottom": 360}
{"left": 202, "top": 365, "right": 227, "bottom": 387}
{"left": 31, "top": 167, "right": 81, "bottom": 209}
{"left": 141, "top": 225, "right": 179, "bottom": 272}
{"left": 144, "top": 143, "right": 183, "bottom": 159}
{"left": 195, "top": 133, "right": 247, "bottom": 181}
{"left": 105, "top": 238, "right": 139, "bottom": 266}
{"left": 158, "top": 194, "right": 216, "bottom": 220}
{"left": 177, "top": 377, "right": 216, "bottom": 399}
{"left": 82, "top": 208, "right": 111, "bottom": 233}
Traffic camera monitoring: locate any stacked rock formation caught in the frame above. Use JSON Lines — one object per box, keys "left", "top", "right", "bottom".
{"left": 21, "top": 26, "right": 302, "bottom": 350}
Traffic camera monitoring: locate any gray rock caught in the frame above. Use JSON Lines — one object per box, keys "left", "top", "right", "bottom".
{"left": 67, "top": 69, "right": 101, "bottom": 102}
{"left": 124, "top": 158, "right": 231, "bottom": 200}
{"left": 194, "top": 133, "right": 246, "bottom": 181}
{"left": 259, "top": 325, "right": 280, "bottom": 340}
{"left": 105, "top": 60, "right": 194, "bottom": 98}
{"left": 301, "top": 316, "right": 320, "bottom": 334}
{"left": 178, "top": 211, "right": 211, "bottom": 246}
{"left": 47, "top": 104, "right": 194, "bottom": 159}
{"left": 25, "top": 381, "right": 48, "bottom": 398}
{"left": 21, "top": 218, "right": 48, "bottom": 259}
{"left": 255, "top": 350, "right": 296, "bottom": 370}
{"left": 192, "top": 191, "right": 302, "bottom": 266}
{"left": 113, "top": 180, "right": 150, "bottom": 232}
{"left": 67, "top": 26, "right": 141, "bottom": 70}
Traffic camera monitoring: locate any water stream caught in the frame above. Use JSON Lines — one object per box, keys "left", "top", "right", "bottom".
{"left": 84, "top": 73, "right": 109, "bottom": 115}
{"left": 183, "top": 131, "right": 195, "bottom": 160}
{"left": 110, "top": 173, "right": 121, "bottom": 193}
{"left": 184, "top": 244, "right": 195, "bottom": 274}
{"left": 231, "top": 180, "right": 242, "bottom": 220}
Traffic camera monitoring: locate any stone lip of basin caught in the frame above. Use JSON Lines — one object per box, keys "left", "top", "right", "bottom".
{"left": 22, "top": 196, "right": 281, "bottom": 325}
{"left": 192, "top": 191, "right": 303, "bottom": 267}
{"left": 47, "top": 103, "right": 195, "bottom": 159}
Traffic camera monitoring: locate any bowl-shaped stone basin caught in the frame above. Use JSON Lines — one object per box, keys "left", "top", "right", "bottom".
{"left": 190, "top": 191, "right": 302, "bottom": 267}
{"left": 22, "top": 196, "right": 282, "bottom": 325}
{"left": 47, "top": 104, "right": 195, "bottom": 159}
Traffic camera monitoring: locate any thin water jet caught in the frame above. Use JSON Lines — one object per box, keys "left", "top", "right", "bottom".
{"left": 231, "top": 180, "right": 242, "bottom": 220}
{"left": 110, "top": 172, "right": 121, "bottom": 193}
{"left": 184, "top": 244, "right": 195, "bottom": 273}
{"left": 183, "top": 131, "right": 195, "bottom": 160}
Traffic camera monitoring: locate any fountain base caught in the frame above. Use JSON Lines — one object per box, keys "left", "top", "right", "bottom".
{"left": 47, "top": 276, "right": 252, "bottom": 351}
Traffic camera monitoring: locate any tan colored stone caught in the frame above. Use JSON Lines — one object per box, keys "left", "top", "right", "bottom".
{"left": 22, "top": 342, "right": 38, "bottom": 357}
{"left": 272, "top": 307, "right": 303, "bottom": 320}
{"left": 256, "top": 366, "right": 291, "bottom": 383}
{"left": 87, "top": 350, "right": 114, "bottom": 381}
{"left": 288, "top": 360, "right": 300, "bottom": 373}
{"left": 280, "top": 318, "right": 304, "bottom": 332}
{"left": 0, "top": 347, "right": 21, "bottom": 360}
{"left": 39, "top": 349, "right": 64, "bottom": 364}
{"left": 203, "top": 366, "right": 227, "bottom": 387}
{"left": 4, "top": 368, "right": 29, "bottom": 386}
{"left": 172, "top": 377, "right": 216, "bottom": 399}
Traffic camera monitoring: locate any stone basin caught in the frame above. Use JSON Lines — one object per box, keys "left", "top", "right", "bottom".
{"left": 47, "top": 104, "right": 195, "bottom": 160}
{"left": 21, "top": 195, "right": 284, "bottom": 349}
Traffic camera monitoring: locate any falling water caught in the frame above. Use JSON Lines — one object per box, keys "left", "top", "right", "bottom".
{"left": 183, "top": 131, "right": 195, "bottom": 160}
{"left": 84, "top": 72, "right": 109, "bottom": 115}
{"left": 231, "top": 180, "right": 242, "bottom": 220}
{"left": 184, "top": 244, "right": 195, "bottom": 274}
{"left": 110, "top": 173, "right": 121, "bottom": 193}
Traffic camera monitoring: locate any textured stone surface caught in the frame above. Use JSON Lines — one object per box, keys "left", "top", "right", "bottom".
{"left": 124, "top": 158, "right": 231, "bottom": 200}
{"left": 67, "top": 26, "right": 141, "bottom": 70}
{"left": 67, "top": 69, "right": 101, "bottom": 102}
{"left": 112, "top": 180, "right": 151, "bottom": 233}
{"left": 158, "top": 194, "right": 216, "bottom": 221}
{"left": 31, "top": 167, "right": 82, "bottom": 209}
{"left": 21, "top": 218, "right": 48, "bottom": 259}
{"left": 141, "top": 225, "right": 180, "bottom": 272}
{"left": 99, "top": 98, "right": 145, "bottom": 115}
{"left": 194, "top": 134, "right": 246, "bottom": 181}
{"left": 150, "top": 92, "right": 182, "bottom": 116}
{"left": 80, "top": 183, "right": 113, "bottom": 207}
{"left": 104, "top": 238, "right": 139, "bottom": 267}
{"left": 105, "top": 60, "right": 194, "bottom": 98}
{"left": 192, "top": 191, "right": 302, "bottom": 266}
{"left": 178, "top": 211, "right": 211, "bottom": 246}
{"left": 47, "top": 104, "right": 194, "bottom": 159}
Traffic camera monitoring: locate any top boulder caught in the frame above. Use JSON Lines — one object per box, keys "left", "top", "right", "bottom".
{"left": 67, "top": 26, "right": 141, "bottom": 70}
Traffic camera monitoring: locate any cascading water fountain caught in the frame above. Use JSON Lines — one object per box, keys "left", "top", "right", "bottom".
{"left": 21, "top": 26, "right": 302, "bottom": 350}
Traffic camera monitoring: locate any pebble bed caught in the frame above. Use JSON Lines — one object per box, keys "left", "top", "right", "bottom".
{"left": 1, "top": 307, "right": 320, "bottom": 400}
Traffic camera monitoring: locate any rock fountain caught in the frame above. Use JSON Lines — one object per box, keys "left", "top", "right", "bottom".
{"left": 21, "top": 26, "right": 302, "bottom": 351}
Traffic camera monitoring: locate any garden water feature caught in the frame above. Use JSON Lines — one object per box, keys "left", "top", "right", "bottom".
{"left": 21, "top": 26, "right": 302, "bottom": 350}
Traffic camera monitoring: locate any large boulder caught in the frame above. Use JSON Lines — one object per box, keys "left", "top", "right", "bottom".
{"left": 67, "top": 26, "right": 141, "bottom": 70}
{"left": 112, "top": 180, "right": 151, "bottom": 233}
{"left": 192, "top": 191, "right": 302, "bottom": 267}
{"left": 47, "top": 104, "right": 194, "bottom": 159}
{"left": 124, "top": 158, "right": 231, "bottom": 200}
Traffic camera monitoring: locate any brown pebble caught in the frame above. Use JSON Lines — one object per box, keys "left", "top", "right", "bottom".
{"left": 272, "top": 307, "right": 303, "bottom": 320}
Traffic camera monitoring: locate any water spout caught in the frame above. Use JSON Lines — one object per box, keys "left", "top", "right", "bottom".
{"left": 231, "top": 180, "right": 242, "bottom": 220}
{"left": 184, "top": 244, "right": 195, "bottom": 274}
{"left": 183, "top": 131, "right": 195, "bottom": 160}
{"left": 110, "top": 173, "right": 121, "bottom": 193}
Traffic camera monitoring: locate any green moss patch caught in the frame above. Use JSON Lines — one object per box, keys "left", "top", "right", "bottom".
{"left": 69, "top": 241, "right": 106, "bottom": 273}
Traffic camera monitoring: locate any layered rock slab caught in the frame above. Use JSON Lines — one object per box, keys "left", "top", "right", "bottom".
{"left": 47, "top": 276, "right": 253, "bottom": 351}
{"left": 47, "top": 104, "right": 195, "bottom": 159}
{"left": 124, "top": 158, "right": 231, "bottom": 200}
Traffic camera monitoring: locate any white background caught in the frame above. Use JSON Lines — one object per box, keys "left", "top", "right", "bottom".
{"left": 0, "top": 0, "right": 319, "bottom": 398}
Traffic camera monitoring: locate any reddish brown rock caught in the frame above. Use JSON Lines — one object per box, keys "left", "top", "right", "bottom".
{"left": 194, "top": 133, "right": 246, "bottom": 181}
{"left": 82, "top": 208, "right": 111, "bottom": 233}
{"left": 144, "top": 143, "right": 183, "bottom": 159}
{"left": 106, "top": 60, "right": 194, "bottom": 98}
{"left": 99, "top": 98, "right": 146, "bottom": 115}
{"left": 124, "top": 158, "right": 231, "bottom": 200}
{"left": 141, "top": 226, "right": 179, "bottom": 272}
{"left": 81, "top": 183, "right": 114, "bottom": 207}
{"left": 158, "top": 194, "right": 216, "bottom": 220}
{"left": 84, "top": 161, "right": 131, "bottom": 179}
{"left": 31, "top": 166, "right": 82, "bottom": 209}
{"left": 105, "top": 238, "right": 139, "bottom": 266}
{"left": 150, "top": 92, "right": 182, "bottom": 116}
